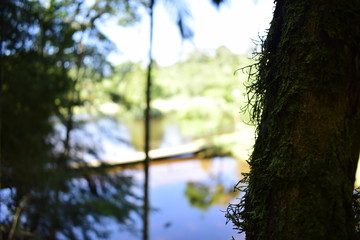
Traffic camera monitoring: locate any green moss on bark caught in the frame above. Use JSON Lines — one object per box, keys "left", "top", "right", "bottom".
{"left": 226, "top": 1, "right": 360, "bottom": 239}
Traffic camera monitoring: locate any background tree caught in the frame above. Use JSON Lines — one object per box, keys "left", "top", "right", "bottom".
{"left": 226, "top": 1, "right": 360, "bottom": 239}
{"left": 142, "top": 1, "right": 226, "bottom": 239}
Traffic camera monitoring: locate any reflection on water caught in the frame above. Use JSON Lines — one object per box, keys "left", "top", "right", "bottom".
{"left": 110, "top": 157, "right": 246, "bottom": 240}
{"left": 1, "top": 116, "right": 247, "bottom": 239}
{"left": 0, "top": 171, "right": 141, "bottom": 239}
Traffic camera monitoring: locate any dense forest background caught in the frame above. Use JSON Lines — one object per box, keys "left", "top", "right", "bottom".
{"left": 90, "top": 46, "right": 253, "bottom": 142}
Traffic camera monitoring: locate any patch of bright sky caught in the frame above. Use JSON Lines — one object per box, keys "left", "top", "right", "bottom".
{"left": 98, "top": 0, "right": 274, "bottom": 67}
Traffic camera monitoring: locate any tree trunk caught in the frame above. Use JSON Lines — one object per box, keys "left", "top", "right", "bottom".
{"left": 144, "top": 1, "right": 154, "bottom": 240}
{"left": 231, "top": 1, "right": 360, "bottom": 239}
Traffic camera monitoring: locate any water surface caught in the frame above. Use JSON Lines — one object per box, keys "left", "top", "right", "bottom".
{"left": 110, "top": 157, "right": 246, "bottom": 240}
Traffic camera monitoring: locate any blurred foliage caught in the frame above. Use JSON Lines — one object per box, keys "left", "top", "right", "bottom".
{"left": 185, "top": 180, "right": 238, "bottom": 211}
{"left": 1, "top": 172, "right": 141, "bottom": 239}
{"left": 0, "top": 0, "right": 144, "bottom": 238}
{"left": 0, "top": 0, "right": 247, "bottom": 238}
{"left": 95, "top": 46, "right": 253, "bottom": 139}
{"left": 156, "top": 47, "right": 250, "bottom": 99}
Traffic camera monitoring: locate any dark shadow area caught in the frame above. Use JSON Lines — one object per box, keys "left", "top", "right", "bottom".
{"left": 1, "top": 172, "right": 141, "bottom": 239}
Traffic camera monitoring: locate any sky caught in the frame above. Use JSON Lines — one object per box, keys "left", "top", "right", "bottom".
{"left": 98, "top": 0, "right": 274, "bottom": 67}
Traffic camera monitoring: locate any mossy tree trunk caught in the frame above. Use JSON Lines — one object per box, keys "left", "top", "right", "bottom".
{"left": 228, "top": 1, "right": 360, "bottom": 239}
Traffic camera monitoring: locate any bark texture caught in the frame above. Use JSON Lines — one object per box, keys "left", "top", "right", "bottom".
{"left": 228, "top": 1, "right": 360, "bottom": 239}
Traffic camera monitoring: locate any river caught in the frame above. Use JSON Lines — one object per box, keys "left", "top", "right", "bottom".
{"left": 70, "top": 117, "right": 248, "bottom": 239}
{"left": 106, "top": 157, "right": 246, "bottom": 240}
{"left": 52, "top": 116, "right": 248, "bottom": 239}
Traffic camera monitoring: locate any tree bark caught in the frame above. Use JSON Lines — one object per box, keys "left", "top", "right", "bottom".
{"left": 231, "top": 1, "right": 360, "bottom": 239}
